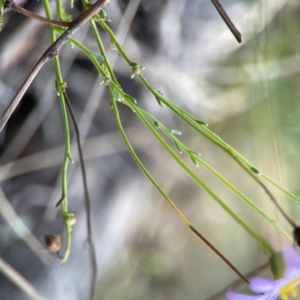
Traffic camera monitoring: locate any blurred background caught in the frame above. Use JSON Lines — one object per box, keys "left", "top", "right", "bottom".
{"left": 1, "top": 0, "right": 300, "bottom": 299}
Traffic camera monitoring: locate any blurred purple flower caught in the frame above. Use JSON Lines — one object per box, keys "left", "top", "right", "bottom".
{"left": 226, "top": 245, "right": 300, "bottom": 300}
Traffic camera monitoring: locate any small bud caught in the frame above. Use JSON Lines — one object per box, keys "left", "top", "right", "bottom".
{"left": 250, "top": 166, "right": 260, "bottom": 174}
{"left": 99, "top": 9, "right": 107, "bottom": 19}
{"left": 100, "top": 77, "right": 111, "bottom": 85}
{"left": 130, "top": 62, "right": 145, "bottom": 78}
{"left": 171, "top": 129, "right": 182, "bottom": 136}
{"left": 195, "top": 119, "right": 208, "bottom": 126}
{"left": 44, "top": 235, "right": 61, "bottom": 252}
{"left": 67, "top": 217, "right": 77, "bottom": 226}
{"left": 68, "top": 40, "right": 75, "bottom": 49}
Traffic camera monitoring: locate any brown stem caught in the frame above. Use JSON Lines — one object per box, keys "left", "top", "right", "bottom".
{"left": 189, "top": 225, "right": 249, "bottom": 285}
{"left": 258, "top": 181, "right": 297, "bottom": 228}
{"left": 211, "top": 0, "right": 242, "bottom": 43}
{"left": 0, "top": 0, "right": 110, "bottom": 131}
{"left": 62, "top": 89, "right": 97, "bottom": 300}
{"left": 10, "top": 1, "right": 71, "bottom": 27}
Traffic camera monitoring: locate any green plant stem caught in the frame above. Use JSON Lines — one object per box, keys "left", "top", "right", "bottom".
{"left": 81, "top": 0, "right": 118, "bottom": 84}
{"left": 139, "top": 110, "right": 292, "bottom": 242}
{"left": 261, "top": 173, "right": 300, "bottom": 204}
{"left": 122, "top": 96, "right": 273, "bottom": 255}
{"left": 98, "top": 17, "right": 300, "bottom": 206}
{"left": 90, "top": 20, "right": 118, "bottom": 83}
{"left": 55, "top": 0, "right": 66, "bottom": 21}
{"left": 57, "top": 30, "right": 292, "bottom": 243}
{"left": 99, "top": 20, "right": 131, "bottom": 65}
{"left": 110, "top": 87, "right": 250, "bottom": 284}
{"left": 42, "top": 0, "right": 73, "bottom": 263}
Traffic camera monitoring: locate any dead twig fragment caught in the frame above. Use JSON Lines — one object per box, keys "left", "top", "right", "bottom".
{"left": 7, "top": 1, "right": 71, "bottom": 27}
{"left": 62, "top": 89, "right": 98, "bottom": 300}
{"left": 211, "top": 0, "right": 242, "bottom": 43}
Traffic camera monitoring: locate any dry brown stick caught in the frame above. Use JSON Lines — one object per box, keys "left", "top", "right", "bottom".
{"left": 9, "top": 1, "right": 71, "bottom": 27}
{"left": 62, "top": 89, "right": 97, "bottom": 300}
{"left": 189, "top": 225, "right": 249, "bottom": 284}
{"left": 0, "top": 0, "right": 110, "bottom": 132}
{"left": 211, "top": 0, "right": 242, "bottom": 43}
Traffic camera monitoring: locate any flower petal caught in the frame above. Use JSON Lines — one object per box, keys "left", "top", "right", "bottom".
{"left": 226, "top": 291, "right": 265, "bottom": 300}
{"left": 249, "top": 277, "right": 276, "bottom": 293}
{"left": 283, "top": 244, "right": 300, "bottom": 276}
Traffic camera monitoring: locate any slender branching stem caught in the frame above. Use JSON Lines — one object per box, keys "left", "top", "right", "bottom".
{"left": 42, "top": 0, "right": 73, "bottom": 263}
{"left": 97, "top": 19, "right": 300, "bottom": 235}
{"left": 110, "top": 89, "right": 250, "bottom": 285}
{"left": 58, "top": 27, "right": 292, "bottom": 244}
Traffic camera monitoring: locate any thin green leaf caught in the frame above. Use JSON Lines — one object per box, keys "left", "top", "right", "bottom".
{"left": 250, "top": 166, "right": 261, "bottom": 175}
{"left": 173, "top": 141, "right": 183, "bottom": 154}
{"left": 124, "top": 94, "right": 137, "bottom": 104}
{"left": 112, "top": 88, "right": 122, "bottom": 101}
{"left": 171, "top": 129, "right": 182, "bottom": 135}
{"left": 90, "top": 51, "right": 104, "bottom": 62}
{"left": 195, "top": 119, "right": 208, "bottom": 126}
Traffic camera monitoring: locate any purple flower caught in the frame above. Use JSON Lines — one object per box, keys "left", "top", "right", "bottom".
{"left": 226, "top": 245, "right": 300, "bottom": 300}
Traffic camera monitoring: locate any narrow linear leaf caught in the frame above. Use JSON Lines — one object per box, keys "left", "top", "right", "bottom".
{"left": 154, "top": 88, "right": 163, "bottom": 96}
{"left": 68, "top": 40, "right": 75, "bottom": 49}
{"left": 195, "top": 119, "right": 208, "bottom": 126}
{"left": 190, "top": 156, "right": 199, "bottom": 167}
{"left": 0, "top": 0, "right": 4, "bottom": 29}
{"left": 90, "top": 51, "right": 104, "bottom": 62}
{"left": 173, "top": 141, "right": 183, "bottom": 154}
{"left": 155, "top": 96, "right": 163, "bottom": 107}
{"left": 124, "top": 94, "right": 137, "bottom": 105}
{"left": 209, "top": 131, "right": 222, "bottom": 142}
{"left": 250, "top": 166, "right": 261, "bottom": 175}
{"left": 68, "top": 153, "right": 74, "bottom": 163}
{"left": 154, "top": 120, "right": 160, "bottom": 128}
{"left": 171, "top": 129, "right": 182, "bottom": 136}
{"left": 112, "top": 88, "right": 122, "bottom": 101}
{"left": 188, "top": 150, "right": 201, "bottom": 157}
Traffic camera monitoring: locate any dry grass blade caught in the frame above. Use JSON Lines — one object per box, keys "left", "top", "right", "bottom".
{"left": 0, "top": 256, "right": 46, "bottom": 300}
{"left": 0, "top": 188, "right": 52, "bottom": 264}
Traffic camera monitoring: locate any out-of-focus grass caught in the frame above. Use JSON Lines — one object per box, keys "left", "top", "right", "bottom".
{"left": 2, "top": 1, "right": 300, "bottom": 300}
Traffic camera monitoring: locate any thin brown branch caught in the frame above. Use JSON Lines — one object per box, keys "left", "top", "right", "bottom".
{"left": 233, "top": 157, "right": 297, "bottom": 232}
{"left": 62, "top": 89, "right": 97, "bottom": 300}
{"left": 258, "top": 181, "right": 297, "bottom": 228}
{"left": 0, "top": 0, "right": 110, "bottom": 132}
{"left": 9, "top": 1, "right": 71, "bottom": 27}
{"left": 211, "top": 0, "right": 242, "bottom": 43}
{"left": 189, "top": 225, "right": 249, "bottom": 285}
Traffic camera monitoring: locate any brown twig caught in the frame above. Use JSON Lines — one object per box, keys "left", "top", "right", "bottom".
{"left": 62, "top": 89, "right": 97, "bottom": 300}
{"left": 189, "top": 225, "right": 249, "bottom": 284}
{"left": 0, "top": 0, "right": 110, "bottom": 132}
{"left": 8, "top": 1, "right": 71, "bottom": 27}
{"left": 211, "top": 0, "right": 242, "bottom": 43}
{"left": 258, "top": 181, "right": 297, "bottom": 228}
